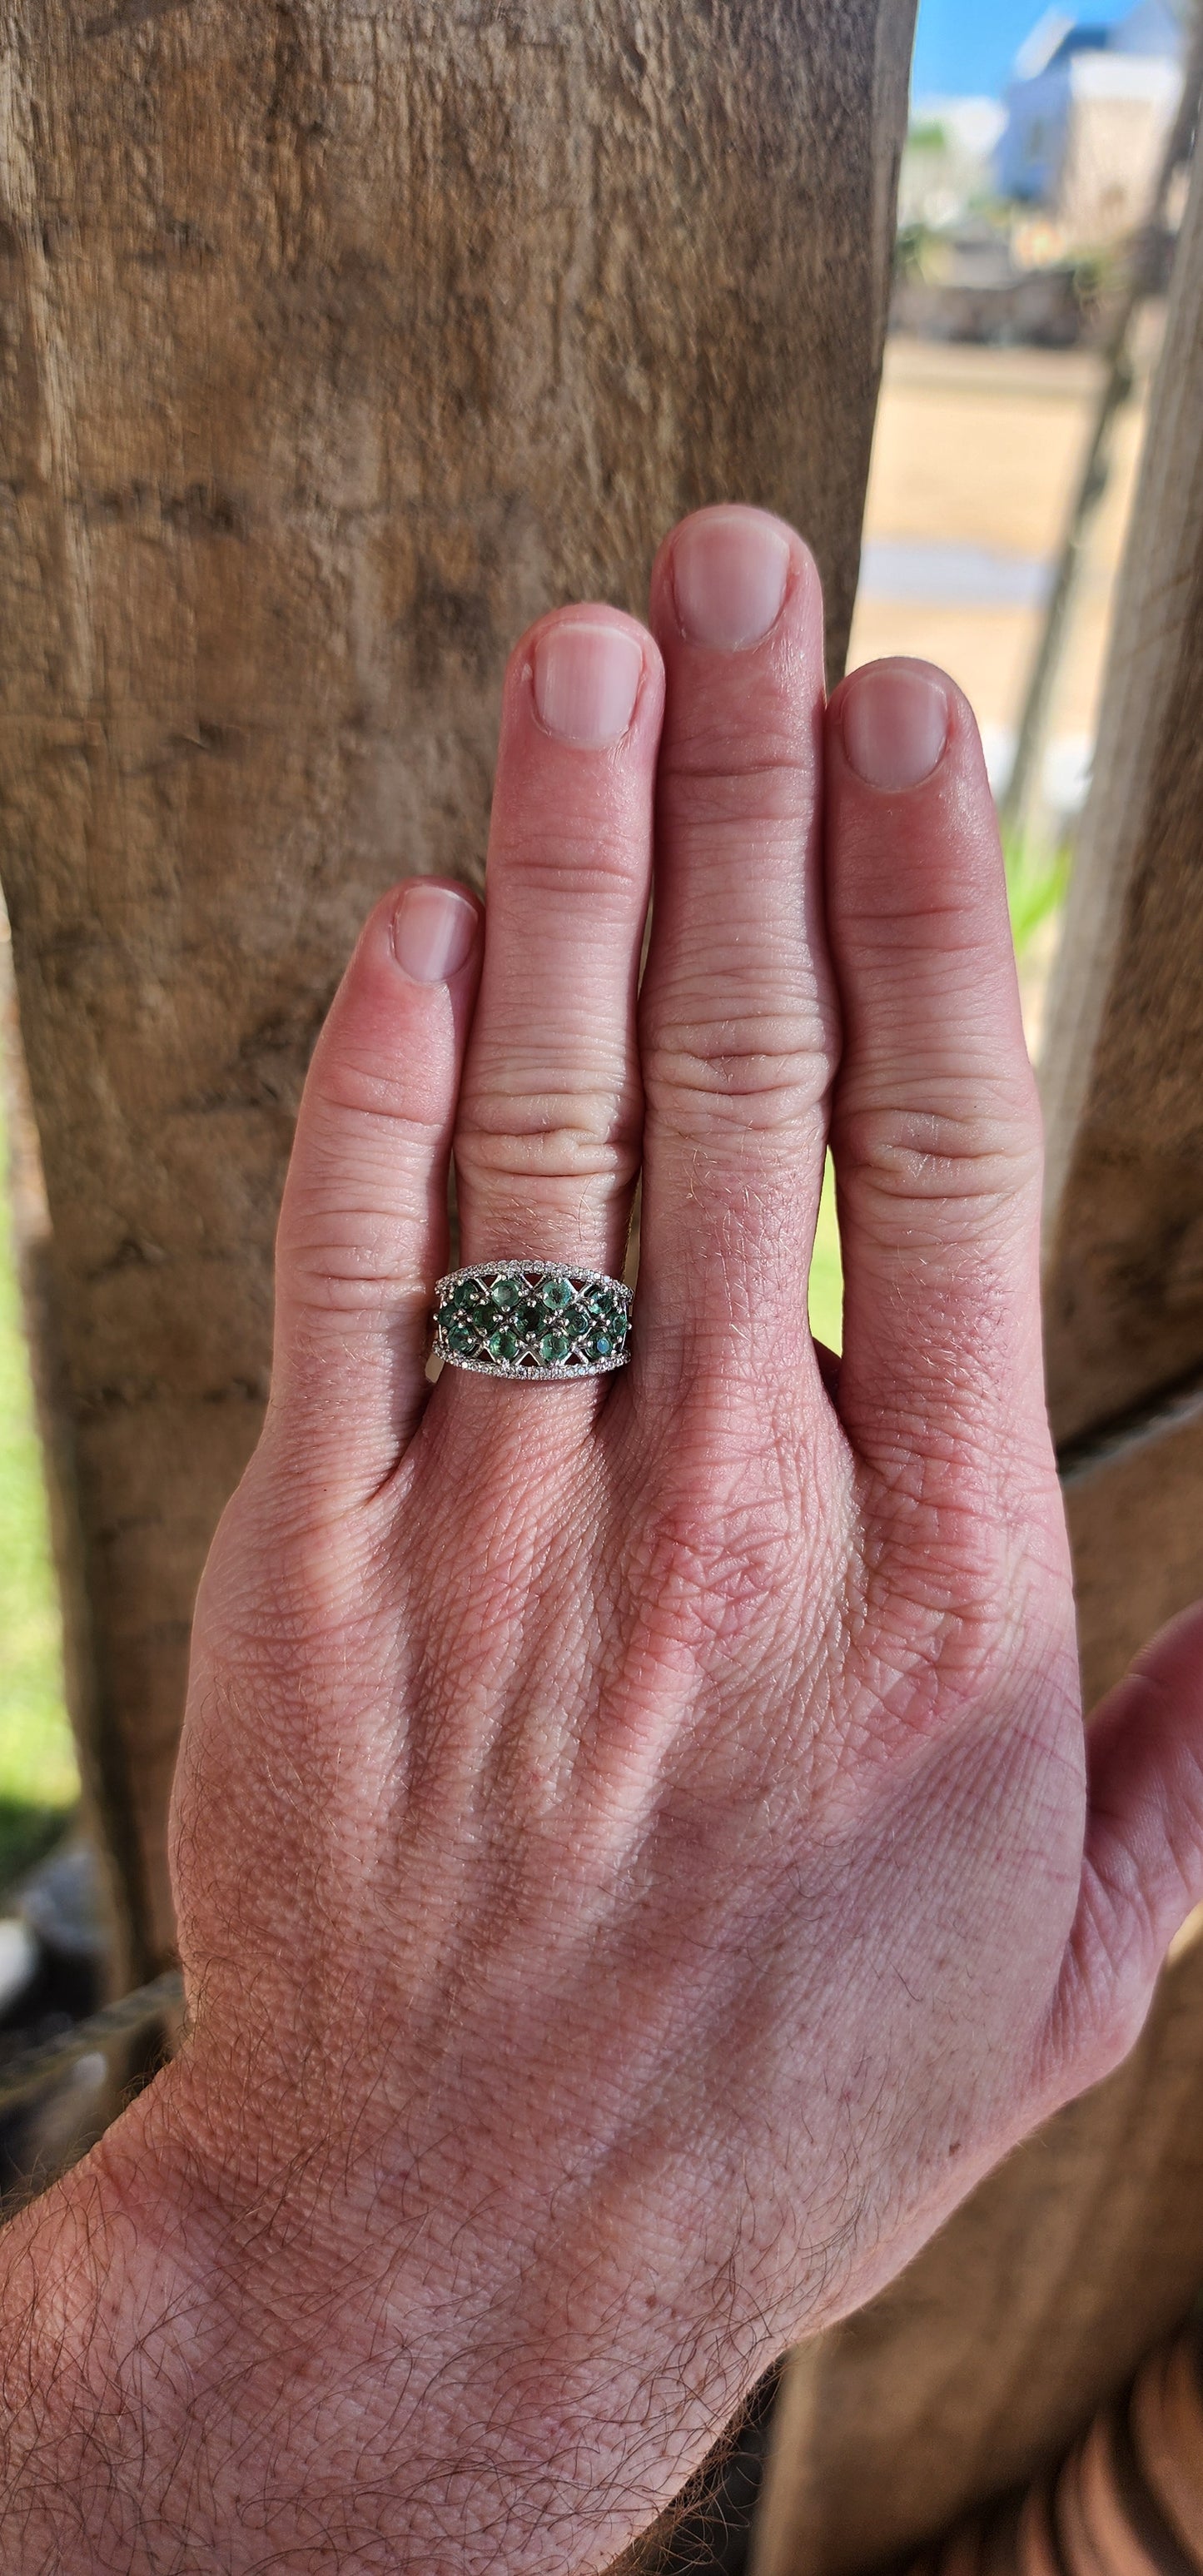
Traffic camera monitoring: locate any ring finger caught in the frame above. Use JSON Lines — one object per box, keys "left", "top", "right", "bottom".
{"left": 452, "top": 606, "right": 664, "bottom": 1290}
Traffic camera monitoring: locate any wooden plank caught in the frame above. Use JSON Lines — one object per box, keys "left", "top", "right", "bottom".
{"left": 0, "top": 0, "right": 917, "bottom": 1971}
{"left": 1040, "top": 147, "right": 1203, "bottom": 1448}
{"left": 751, "top": 1908, "right": 1203, "bottom": 2576}
{"left": 1063, "top": 1380, "right": 1203, "bottom": 1713}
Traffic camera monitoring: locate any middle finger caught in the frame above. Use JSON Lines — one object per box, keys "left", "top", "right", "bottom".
{"left": 638, "top": 507, "right": 838, "bottom": 1405}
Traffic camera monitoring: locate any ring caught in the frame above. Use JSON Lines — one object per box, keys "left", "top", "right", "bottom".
{"left": 435, "top": 1261, "right": 633, "bottom": 1380}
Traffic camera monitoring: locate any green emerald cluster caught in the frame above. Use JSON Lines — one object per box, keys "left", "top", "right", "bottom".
{"left": 438, "top": 1270, "right": 628, "bottom": 1371}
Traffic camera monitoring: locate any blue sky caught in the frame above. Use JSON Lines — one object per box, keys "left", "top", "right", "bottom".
{"left": 912, "top": 0, "right": 1131, "bottom": 97}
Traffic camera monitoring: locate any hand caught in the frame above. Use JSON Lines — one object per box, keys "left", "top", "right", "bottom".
{"left": 4, "top": 506, "right": 1202, "bottom": 2575}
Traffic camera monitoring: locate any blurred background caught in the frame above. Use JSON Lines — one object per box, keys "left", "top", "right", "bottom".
{"left": 0, "top": 0, "right": 1197, "bottom": 2049}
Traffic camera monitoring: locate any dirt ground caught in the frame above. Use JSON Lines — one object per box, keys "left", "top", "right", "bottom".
{"left": 847, "top": 328, "right": 1161, "bottom": 750}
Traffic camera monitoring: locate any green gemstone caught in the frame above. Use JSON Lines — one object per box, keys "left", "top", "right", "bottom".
{"left": 489, "top": 1276, "right": 523, "bottom": 1310}
{"left": 444, "top": 1317, "right": 482, "bottom": 1357}
{"left": 488, "top": 1328, "right": 520, "bottom": 1363}
{"left": 516, "top": 1301, "right": 544, "bottom": 1340}
{"left": 539, "top": 1330, "right": 571, "bottom": 1366}
{"left": 592, "top": 1331, "right": 614, "bottom": 1360}
{"left": 540, "top": 1275, "right": 575, "bottom": 1313}
{"left": 451, "top": 1278, "right": 487, "bottom": 1315}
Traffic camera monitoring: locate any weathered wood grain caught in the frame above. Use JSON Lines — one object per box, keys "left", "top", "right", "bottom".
{"left": 0, "top": 0, "right": 916, "bottom": 1968}
{"left": 1062, "top": 1378, "right": 1203, "bottom": 1713}
{"left": 1041, "top": 148, "right": 1203, "bottom": 1448}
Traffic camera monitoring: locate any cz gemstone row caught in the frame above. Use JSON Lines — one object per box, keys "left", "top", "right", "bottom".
{"left": 435, "top": 1266, "right": 632, "bottom": 1375}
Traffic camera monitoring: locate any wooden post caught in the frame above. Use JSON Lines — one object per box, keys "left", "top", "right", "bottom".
{"left": 0, "top": 0, "right": 917, "bottom": 1972}
{"left": 1041, "top": 147, "right": 1203, "bottom": 1450}
{"left": 753, "top": 141, "right": 1203, "bottom": 2576}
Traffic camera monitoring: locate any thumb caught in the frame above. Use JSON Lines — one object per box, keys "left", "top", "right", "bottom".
{"left": 1047, "top": 1602, "right": 1203, "bottom": 2091}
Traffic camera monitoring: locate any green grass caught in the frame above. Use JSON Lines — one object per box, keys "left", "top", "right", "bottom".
{"left": 808, "top": 1156, "right": 843, "bottom": 1353}
{"left": 1002, "top": 829, "right": 1071, "bottom": 957}
{"left": 0, "top": 1104, "right": 78, "bottom": 1892}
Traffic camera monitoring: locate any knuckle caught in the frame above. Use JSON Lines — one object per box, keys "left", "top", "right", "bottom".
{"left": 277, "top": 1108, "right": 437, "bottom": 1307}
{"left": 836, "top": 889, "right": 997, "bottom": 945}
{"left": 280, "top": 1206, "right": 429, "bottom": 1308}
{"left": 839, "top": 1087, "right": 1042, "bottom": 1210}
{"left": 491, "top": 818, "right": 647, "bottom": 904}
{"left": 316, "top": 1049, "right": 442, "bottom": 1131}
{"left": 456, "top": 1061, "right": 643, "bottom": 1192}
{"left": 645, "top": 1010, "right": 830, "bottom": 1127}
{"left": 659, "top": 728, "right": 814, "bottom": 828}
{"left": 456, "top": 1102, "right": 641, "bottom": 1191}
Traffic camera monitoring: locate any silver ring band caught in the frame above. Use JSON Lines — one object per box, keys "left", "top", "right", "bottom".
{"left": 435, "top": 1261, "right": 632, "bottom": 1381}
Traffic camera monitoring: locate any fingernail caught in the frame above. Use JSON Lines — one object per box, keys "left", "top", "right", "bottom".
{"left": 532, "top": 620, "right": 644, "bottom": 748}
{"left": 391, "top": 883, "right": 478, "bottom": 984}
{"left": 672, "top": 508, "right": 790, "bottom": 651}
{"left": 842, "top": 665, "right": 950, "bottom": 791}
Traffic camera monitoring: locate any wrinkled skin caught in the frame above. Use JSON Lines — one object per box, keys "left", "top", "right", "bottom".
{"left": 2, "top": 510, "right": 1202, "bottom": 2576}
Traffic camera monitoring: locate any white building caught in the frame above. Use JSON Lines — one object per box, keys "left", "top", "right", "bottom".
{"left": 997, "top": 0, "right": 1186, "bottom": 240}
